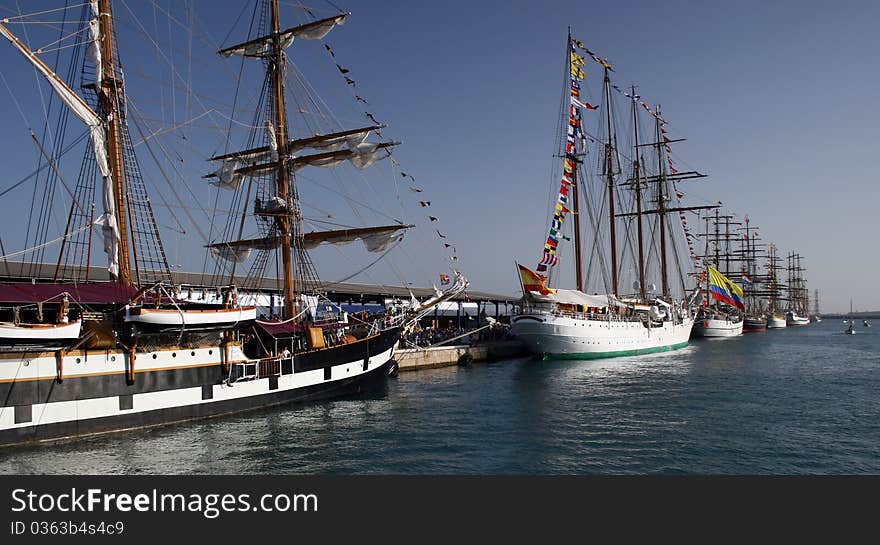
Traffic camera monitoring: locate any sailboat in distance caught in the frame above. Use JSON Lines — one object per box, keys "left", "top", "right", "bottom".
{"left": 0, "top": 1, "right": 463, "bottom": 447}
{"left": 510, "top": 31, "right": 710, "bottom": 359}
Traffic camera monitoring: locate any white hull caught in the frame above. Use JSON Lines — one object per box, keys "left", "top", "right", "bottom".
{"left": 0, "top": 320, "right": 82, "bottom": 341}
{"left": 692, "top": 316, "right": 743, "bottom": 337}
{"left": 786, "top": 313, "right": 810, "bottom": 326}
{"left": 767, "top": 316, "right": 787, "bottom": 329}
{"left": 510, "top": 311, "right": 693, "bottom": 359}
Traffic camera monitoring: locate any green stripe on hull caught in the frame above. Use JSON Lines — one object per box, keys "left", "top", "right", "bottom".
{"left": 541, "top": 340, "right": 690, "bottom": 361}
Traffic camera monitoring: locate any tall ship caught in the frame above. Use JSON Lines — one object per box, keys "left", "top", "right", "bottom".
{"left": 785, "top": 252, "right": 810, "bottom": 326}
{"left": 737, "top": 216, "right": 768, "bottom": 332}
{"left": 0, "top": 1, "right": 462, "bottom": 447}
{"left": 765, "top": 243, "right": 787, "bottom": 328}
{"left": 511, "top": 31, "right": 707, "bottom": 359}
{"left": 812, "top": 289, "right": 822, "bottom": 322}
{"left": 691, "top": 266, "right": 744, "bottom": 337}
{"left": 691, "top": 210, "right": 743, "bottom": 337}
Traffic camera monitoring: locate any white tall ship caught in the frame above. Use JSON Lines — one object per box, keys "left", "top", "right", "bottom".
{"left": 765, "top": 243, "right": 787, "bottom": 329}
{"left": 511, "top": 32, "right": 704, "bottom": 359}
{"left": 785, "top": 252, "right": 811, "bottom": 326}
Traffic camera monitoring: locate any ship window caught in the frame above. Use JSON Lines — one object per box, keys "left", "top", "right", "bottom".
{"left": 75, "top": 358, "right": 81, "bottom": 364}
{"left": 172, "top": 352, "right": 177, "bottom": 358}
{"left": 111, "top": 356, "right": 116, "bottom": 362}
{"left": 209, "top": 350, "right": 213, "bottom": 355}
{"left": 191, "top": 351, "right": 196, "bottom": 356}
{"left": 152, "top": 354, "right": 157, "bottom": 359}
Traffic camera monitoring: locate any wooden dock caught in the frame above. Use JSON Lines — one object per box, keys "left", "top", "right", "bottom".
{"left": 394, "top": 339, "right": 527, "bottom": 371}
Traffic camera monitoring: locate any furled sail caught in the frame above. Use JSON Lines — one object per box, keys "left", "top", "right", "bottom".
{"left": 0, "top": 17, "right": 120, "bottom": 278}
{"left": 218, "top": 14, "right": 347, "bottom": 58}
{"left": 205, "top": 159, "right": 244, "bottom": 191}
{"left": 301, "top": 224, "right": 408, "bottom": 251}
{"left": 209, "top": 125, "right": 382, "bottom": 164}
{"left": 207, "top": 224, "right": 411, "bottom": 261}
{"left": 230, "top": 141, "right": 398, "bottom": 179}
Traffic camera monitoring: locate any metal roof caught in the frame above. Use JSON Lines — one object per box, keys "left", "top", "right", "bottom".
{"left": 0, "top": 261, "right": 520, "bottom": 303}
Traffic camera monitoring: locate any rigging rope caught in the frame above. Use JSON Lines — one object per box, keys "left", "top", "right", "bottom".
{"left": 0, "top": 223, "right": 91, "bottom": 260}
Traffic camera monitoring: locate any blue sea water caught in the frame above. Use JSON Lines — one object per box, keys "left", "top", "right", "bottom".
{"left": 1, "top": 319, "right": 878, "bottom": 474}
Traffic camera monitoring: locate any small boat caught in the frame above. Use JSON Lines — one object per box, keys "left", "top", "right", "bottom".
{"left": 124, "top": 305, "right": 257, "bottom": 330}
{"left": 864, "top": 320, "right": 871, "bottom": 327}
{"left": 846, "top": 322, "right": 856, "bottom": 335}
{"left": 0, "top": 319, "right": 82, "bottom": 342}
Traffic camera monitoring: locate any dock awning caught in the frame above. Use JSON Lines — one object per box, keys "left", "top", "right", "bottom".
{"left": 0, "top": 282, "right": 138, "bottom": 304}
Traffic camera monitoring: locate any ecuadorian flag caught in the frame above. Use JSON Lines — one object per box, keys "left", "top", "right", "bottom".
{"left": 708, "top": 266, "right": 745, "bottom": 310}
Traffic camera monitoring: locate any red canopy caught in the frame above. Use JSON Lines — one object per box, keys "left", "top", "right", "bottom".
{"left": 0, "top": 282, "right": 138, "bottom": 304}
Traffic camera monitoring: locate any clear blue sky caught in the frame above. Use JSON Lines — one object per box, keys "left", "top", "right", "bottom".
{"left": 0, "top": 0, "right": 877, "bottom": 313}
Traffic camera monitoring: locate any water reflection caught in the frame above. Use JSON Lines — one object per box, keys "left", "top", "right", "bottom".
{"left": 2, "top": 321, "right": 879, "bottom": 474}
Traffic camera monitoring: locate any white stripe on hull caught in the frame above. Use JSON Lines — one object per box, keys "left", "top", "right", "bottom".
{"left": 0, "top": 345, "right": 247, "bottom": 383}
{"left": 510, "top": 313, "right": 693, "bottom": 358}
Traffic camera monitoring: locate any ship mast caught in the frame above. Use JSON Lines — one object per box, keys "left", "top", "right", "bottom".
{"left": 268, "top": 0, "right": 296, "bottom": 318}
{"left": 568, "top": 33, "right": 584, "bottom": 292}
{"left": 630, "top": 85, "right": 646, "bottom": 300}
{"left": 653, "top": 110, "right": 669, "bottom": 297}
{"left": 95, "top": 0, "right": 131, "bottom": 285}
{"left": 603, "top": 67, "right": 618, "bottom": 296}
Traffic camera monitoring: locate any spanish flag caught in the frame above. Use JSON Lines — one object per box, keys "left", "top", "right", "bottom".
{"left": 518, "top": 263, "right": 557, "bottom": 296}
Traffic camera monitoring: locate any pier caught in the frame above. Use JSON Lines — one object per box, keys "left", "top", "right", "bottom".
{"left": 395, "top": 339, "right": 527, "bottom": 371}
{"left": 0, "top": 261, "right": 528, "bottom": 368}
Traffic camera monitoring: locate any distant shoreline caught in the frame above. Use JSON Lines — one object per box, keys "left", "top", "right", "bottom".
{"left": 821, "top": 313, "right": 879, "bottom": 319}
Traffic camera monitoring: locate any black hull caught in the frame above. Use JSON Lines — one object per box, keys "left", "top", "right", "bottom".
{"left": 0, "top": 327, "right": 401, "bottom": 448}
{"left": 0, "top": 327, "right": 400, "bottom": 407}
{"left": 0, "top": 358, "right": 394, "bottom": 448}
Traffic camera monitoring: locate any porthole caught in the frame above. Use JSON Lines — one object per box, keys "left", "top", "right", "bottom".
{"left": 208, "top": 350, "right": 213, "bottom": 355}
{"left": 75, "top": 357, "right": 81, "bottom": 364}
{"left": 172, "top": 352, "right": 177, "bottom": 358}
{"left": 152, "top": 354, "right": 157, "bottom": 359}
{"left": 191, "top": 351, "right": 196, "bottom": 357}
{"left": 111, "top": 356, "right": 116, "bottom": 362}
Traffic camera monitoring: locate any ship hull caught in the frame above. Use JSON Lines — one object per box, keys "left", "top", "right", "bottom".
{"left": 692, "top": 316, "right": 743, "bottom": 337}
{"left": 743, "top": 317, "right": 767, "bottom": 333}
{"left": 786, "top": 313, "right": 810, "bottom": 326}
{"left": 510, "top": 312, "right": 693, "bottom": 359}
{"left": 0, "top": 328, "right": 399, "bottom": 448}
{"left": 766, "top": 316, "right": 787, "bottom": 329}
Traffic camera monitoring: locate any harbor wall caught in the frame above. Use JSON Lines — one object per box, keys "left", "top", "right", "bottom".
{"left": 395, "top": 339, "right": 527, "bottom": 372}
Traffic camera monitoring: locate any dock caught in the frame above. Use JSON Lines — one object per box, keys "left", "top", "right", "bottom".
{"left": 395, "top": 339, "right": 527, "bottom": 371}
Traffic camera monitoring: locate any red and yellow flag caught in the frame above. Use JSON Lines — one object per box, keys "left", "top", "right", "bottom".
{"left": 517, "top": 264, "right": 557, "bottom": 296}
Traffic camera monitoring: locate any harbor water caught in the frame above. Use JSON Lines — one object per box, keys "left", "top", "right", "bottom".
{"left": 1, "top": 319, "right": 878, "bottom": 474}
